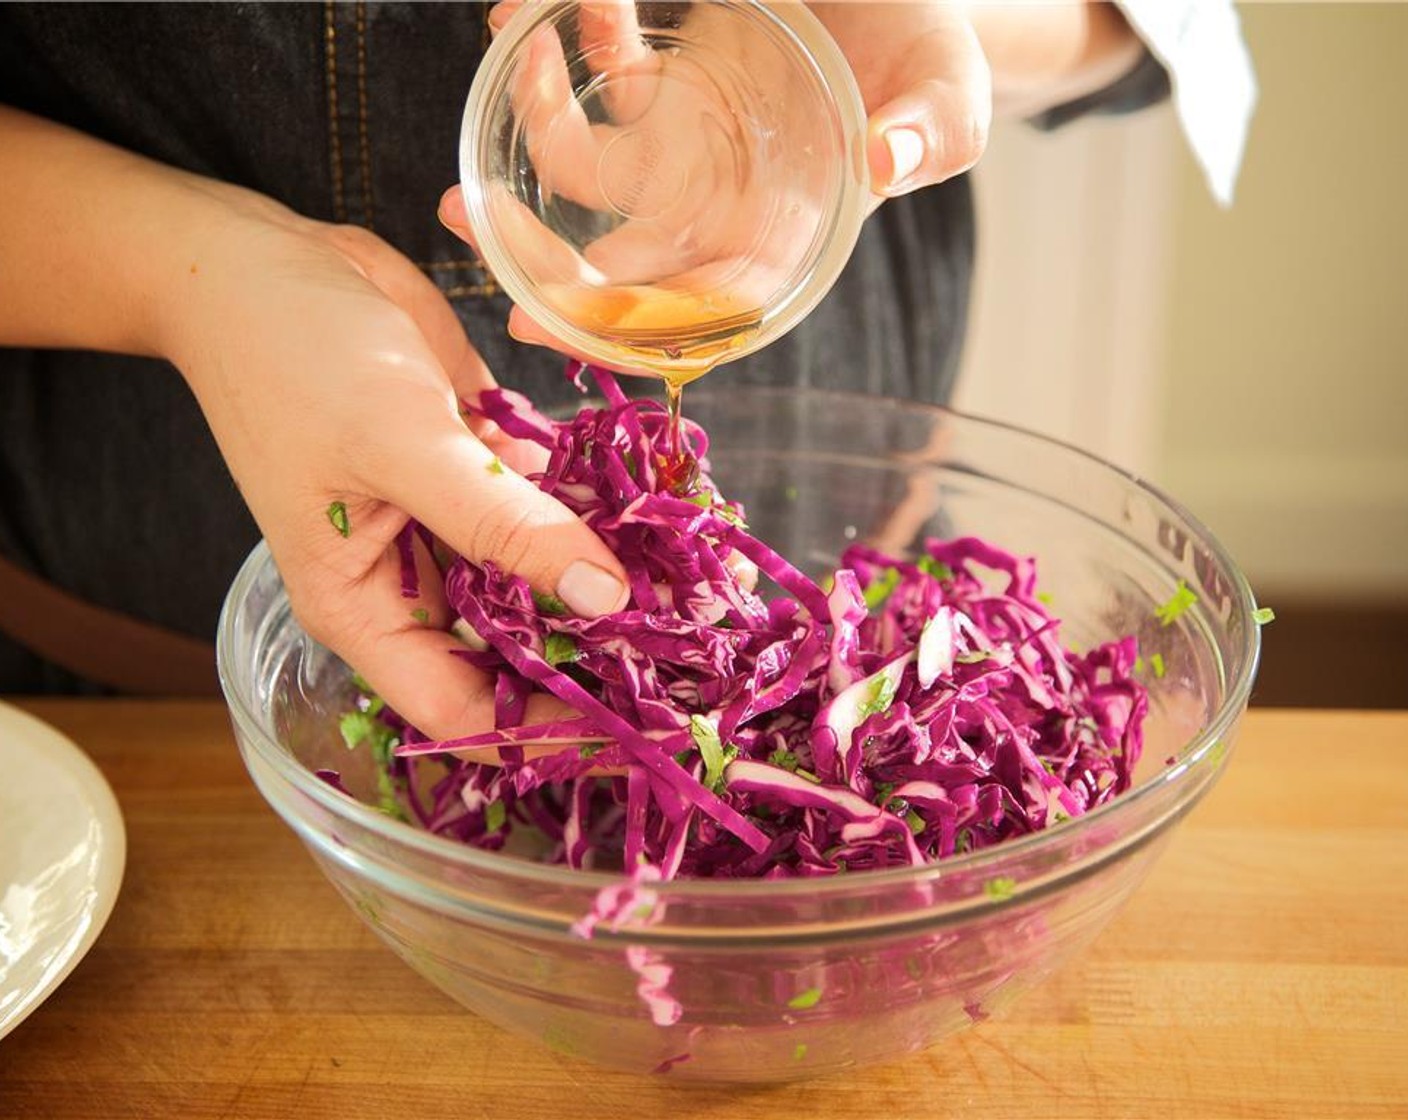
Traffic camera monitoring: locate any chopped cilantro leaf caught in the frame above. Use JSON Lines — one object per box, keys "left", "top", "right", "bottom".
{"left": 484, "top": 801, "right": 507, "bottom": 833}
{"left": 487, "top": 456, "right": 506, "bottom": 475}
{"left": 683, "top": 490, "right": 745, "bottom": 526}
{"left": 532, "top": 590, "right": 568, "bottom": 616}
{"left": 793, "top": 1043, "right": 808, "bottom": 1061}
{"left": 374, "top": 767, "right": 406, "bottom": 822}
{"left": 350, "top": 672, "right": 375, "bottom": 695}
{"left": 579, "top": 743, "right": 605, "bottom": 760}
{"left": 410, "top": 607, "right": 430, "bottom": 624}
{"left": 1155, "top": 580, "right": 1199, "bottom": 626}
{"left": 768, "top": 747, "right": 801, "bottom": 772}
{"left": 368, "top": 723, "right": 399, "bottom": 767}
{"left": 339, "top": 711, "right": 374, "bottom": 751}
{"left": 344, "top": 710, "right": 404, "bottom": 819}
{"left": 326, "top": 501, "right": 351, "bottom": 538}
{"left": 1150, "top": 652, "right": 1166, "bottom": 679}
{"left": 544, "top": 632, "right": 580, "bottom": 666}
{"left": 1253, "top": 606, "right": 1276, "bottom": 625}
{"left": 1036, "top": 591, "right": 1054, "bottom": 607}
{"left": 916, "top": 555, "right": 954, "bottom": 581}
{"left": 787, "top": 987, "right": 822, "bottom": 1010}
{"left": 690, "top": 714, "right": 734, "bottom": 791}
{"left": 857, "top": 673, "right": 898, "bottom": 720}
{"left": 862, "top": 566, "right": 901, "bottom": 609}
{"left": 983, "top": 876, "right": 1017, "bottom": 901}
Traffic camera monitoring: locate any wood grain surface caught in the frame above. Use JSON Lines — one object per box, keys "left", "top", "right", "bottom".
{"left": 1, "top": 702, "right": 1404, "bottom": 1119}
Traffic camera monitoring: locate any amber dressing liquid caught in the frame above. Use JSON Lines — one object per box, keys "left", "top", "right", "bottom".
{"left": 544, "top": 284, "right": 763, "bottom": 492}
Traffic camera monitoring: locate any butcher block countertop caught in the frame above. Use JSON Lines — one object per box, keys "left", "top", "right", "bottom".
{"left": 2, "top": 701, "right": 1405, "bottom": 1119}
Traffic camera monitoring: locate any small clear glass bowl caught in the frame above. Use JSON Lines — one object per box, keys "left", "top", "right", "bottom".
{"left": 219, "top": 389, "right": 1260, "bottom": 1083}
{"left": 459, "top": 1, "right": 869, "bottom": 379}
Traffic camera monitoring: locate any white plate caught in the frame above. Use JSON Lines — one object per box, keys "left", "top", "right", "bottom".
{"left": 0, "top": 701, "right": 125, "bottom": 1040}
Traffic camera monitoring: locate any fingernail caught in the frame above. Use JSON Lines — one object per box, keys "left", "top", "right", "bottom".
{"left": 488, "top": 5, "right": 510, "bottom": 31}
{"left": 885, "top": 128, "right": 925, "bottom": 188}
{"left": 559, "top": 561, "right": 626, "bottom": 617}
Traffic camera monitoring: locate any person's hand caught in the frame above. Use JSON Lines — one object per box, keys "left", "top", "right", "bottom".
{"left": 808, "top": 2, "right": 992, "bottom": 198}
{"left": 478, "top": 0, "right": 991, "bottom": 200}
{"left": 167, "top": 193, "right": 628, "bottom": 740}
{"left": 448, "top": 0, "right": 856, "bottom": 368}
{"left": 438, "top": 1, "right": 991, "bottom": 366}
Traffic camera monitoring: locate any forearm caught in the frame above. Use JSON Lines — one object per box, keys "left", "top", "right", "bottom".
{"left": 962, "top": 1, "right": 1145, "bottom": 118}
{"left": 0, "top": 105, "right": 285, "bottom": 359}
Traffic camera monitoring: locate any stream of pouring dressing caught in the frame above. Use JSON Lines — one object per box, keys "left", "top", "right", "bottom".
{"left": 544, "top": 284, "right": 765, "bottom": 490}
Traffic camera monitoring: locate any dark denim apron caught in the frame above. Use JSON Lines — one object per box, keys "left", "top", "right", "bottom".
{"left": 0, "top": 2, "right": 1162, "bottom": 694}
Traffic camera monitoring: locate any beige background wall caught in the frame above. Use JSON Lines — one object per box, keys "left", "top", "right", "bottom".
{"left": 961, "top": 2, "right": 1407, "bottom": 603}
{"left": 1157, "top": 1, "right": 1408, "bottom": 601}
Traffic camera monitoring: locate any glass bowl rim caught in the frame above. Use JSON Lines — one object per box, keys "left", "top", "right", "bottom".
{"left": 218, "top": 386, "right": 1262, "bottom": 902}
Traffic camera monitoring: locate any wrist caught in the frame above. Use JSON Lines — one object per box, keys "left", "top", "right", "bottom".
{"left": 152, "top": 177, "right": 311, "bottom": 377}
{"left": 966, "top": 1, "right": 1144, "bottom": 117}
{"left": 0, "top": 106, "right": 310, "bottom": 365}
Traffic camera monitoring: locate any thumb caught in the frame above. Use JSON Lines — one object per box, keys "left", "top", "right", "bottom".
{"left": 371, "top": 400, "right": 630, "bottom": 618}
{"left": 866, "top": 23, "right": 992, "bottom": 198}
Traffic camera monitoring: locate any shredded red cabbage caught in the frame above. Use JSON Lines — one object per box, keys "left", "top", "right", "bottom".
{"left": 358, "top": 366, "right": 1146, "bottom": 882}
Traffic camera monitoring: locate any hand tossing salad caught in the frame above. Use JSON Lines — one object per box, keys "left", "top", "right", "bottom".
{"left": 330, "top": 366, "right": 1147, "bottom": 882}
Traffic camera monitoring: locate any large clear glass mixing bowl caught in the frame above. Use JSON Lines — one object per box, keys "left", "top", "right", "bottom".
{"left": 219, "top": 388, "right": 1259, "bottom": 1082}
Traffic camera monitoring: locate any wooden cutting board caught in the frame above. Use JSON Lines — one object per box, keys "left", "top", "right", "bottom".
{"left": 1, "top": 702, "right": 1404, "bottom": 1119}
